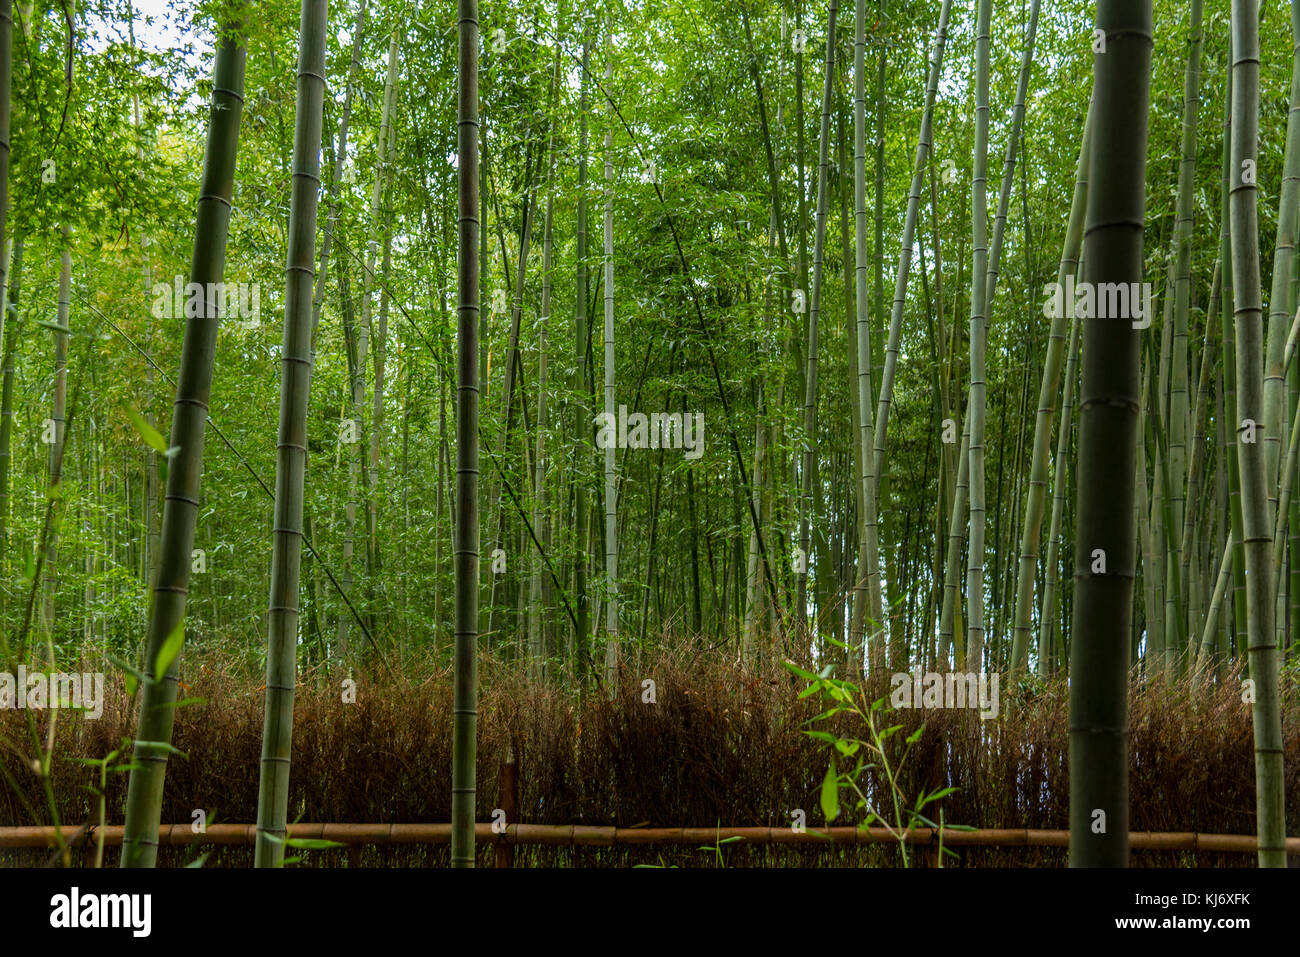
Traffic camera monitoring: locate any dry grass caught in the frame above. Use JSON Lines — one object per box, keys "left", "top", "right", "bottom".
{"left": 1, "top": 647, "right": 1296, "bottom": 867}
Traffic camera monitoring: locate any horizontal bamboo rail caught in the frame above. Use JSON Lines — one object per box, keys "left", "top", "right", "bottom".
{"left": 2, "top": 824, "right": 1296, "bottom": 854}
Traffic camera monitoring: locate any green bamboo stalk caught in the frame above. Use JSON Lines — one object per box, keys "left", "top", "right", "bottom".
{"left": 572, "top": 38, "right": 590, "bottom": 679}
{"left": 340, "top": 9, "right": 399, "bottom": 654}
{"left": 1068, "top": 0, "right": 1151, "bottom": 869}
{"left": 1221, "top": 31, "right": 1248, "bottom": 663}
{"left": 1038, "top": 279, "right": 1082, "bottom": 676}
{"left": 1199, "top": 534, "right": 1234, "bottom": 669}
{"left": 1009, "top": 102, "right": 1090, "bottom": 674}
{"left": 1167, "top": 0, "right": 1203, "bottom": 673}
{"left": 254, "top": 0, "right": 327, "bottom": 869}
{"left": 451, "top": 0, "right": 480, "bottom": 869}
{"left": 1263, "top": 1, "right": 1300, "bottom": 516}
{"left": 0, "top": 0, "right": 9, "bottom": 355}
{"left": 965, "top": 0, "right": 991, "bottom": 672}
{"left": 939, "top": 403, "right": 969, "bottom": 667}
{"left": 1228, "top": 0, "right": 1287, "bottom": 869}
{"left": 797, "top": 0, "right": 836, "bottom": 649}
{"left": 0, "top": 237, "right": 19, "bottom": 577}
{"left": 42, "top": 228, "right": 70, "bottom": 645}
{"left": 864, "top": 0, "right": 950, "bottom": 672}
{"left": 309, "top": 0, "right": 365, "bottom": 345}
{"left": 849, "top": 0, "right": 880, "bottom": 670}
{"left": 1270, "top": 394, "right": 1300, "bottom": 603}
{"left": 601, "top": 41, "right": 618, "bottom": 682}
{"left": 120, "top": 14, "right": 246, "bottom": 868}
{"left": 529, "top": 47, "right": 560, "bottom": 681}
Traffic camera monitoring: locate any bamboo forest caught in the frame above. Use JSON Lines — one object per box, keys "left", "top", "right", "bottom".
{"left": 0, "top": 0, "right": 1297, "bottom": 886}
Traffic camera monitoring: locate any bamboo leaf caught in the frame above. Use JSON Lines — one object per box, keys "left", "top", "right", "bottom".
{"left": 820, "top": 760, "right": 839, "bottom": 821}
{"left": 123, "top": 405, "right": 168, "bottom": 454}
{"left": 154, "top": 622, "right": 186, "bottom": 682}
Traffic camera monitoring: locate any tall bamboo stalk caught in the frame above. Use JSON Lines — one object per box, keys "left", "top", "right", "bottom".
{"left": 529, "top": 48, "right": 560, "bottom": 681}
{"left": 602, "top": 41, "right": 618, "bottom": 683}
{"left": 1264, "top": 1, "right": 1300, "bottom": 516}
{"left": 572, "top": 38, "right": 590, "bottom": 679}
{"left": 120, "top": 15, "right": 246, "bottom": 868}
{"left": 848, "top": 0, "right": 879, "bottom": 670}
{"left": 1010, "top": 105, "right": 1090, "bottom": 673}
{"left": 42, "top": 228, "right": 71, "bottom": 644}
{"left": 1039, "top": 290, "right": 1081, "bottom": 675}
{"left": 1166, "top": 0, "right": 1203, "bottom": 672}
{"left": 254, "top": 0, "right": 326, "bottom": 869}
{"left": 965, "top": 0, "right": 991, "bottom": 672}
{"left": 797, "top": 0, "right": 836, "bottom": 650}
{"left": 1229, "top": 0, "right": 1287, "bottom": 868}
{"left": 1068, "top": 0, "right": 1151, "bottom": 869}
{"left": 0, "top": 0, "right": 9, "bottom": 366}
{"left": 0, "top": 238, "right": 20, "bottom": 577}
{"left": 863, "top": 0, "right": 950, "bottom": 672}
{"left": 451, "top": 0, "right": 480, "bottom": 869}
{"left": 310, "top": 0, "right": 365, "bottom": 345}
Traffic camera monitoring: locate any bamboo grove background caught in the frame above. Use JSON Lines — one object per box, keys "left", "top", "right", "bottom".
{"left": 0, "top": 0, "right": 1297, "bottom": 865}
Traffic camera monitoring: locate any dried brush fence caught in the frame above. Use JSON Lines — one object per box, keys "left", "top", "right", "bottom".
{"left": 2, "top": 650, "right": 1297, "bottom": 867}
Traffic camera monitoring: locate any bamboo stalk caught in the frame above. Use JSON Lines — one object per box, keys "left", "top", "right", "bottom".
{"left": 1230, "top": 0, "right": 1288, "bottom": 869}
{"left": 451, "top": 0, "right": 481, "bottom": 869}
{"left": 119, "top": 12, "right": 247, "bottom": 868}
{"left": 1068, "top": 0, "right": 1152, "bottom": 868}
{"left": 254, "top": 0, "right": 327, "bottom": 869}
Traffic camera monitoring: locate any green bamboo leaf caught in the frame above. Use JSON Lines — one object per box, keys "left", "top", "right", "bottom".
{"left": 123, "top": 405, "right": 168, "bottom": 454}
{"left": 284, "top": 838, "right": 347, "bottom": 850}
{"left": 820, "top": 760, "right": 839, "bottom": 821}
{"left": 154, "top": 622, "right": 185, "bottom": 682}
{"left": 802, "top": 729, "right": 838, "bottom": 744}
{"left": 105, "top": 652, "right": 150, "bottom": 689}
{"left": 133, "top": 739, "right": 187, "bottom": 758}
{"left": 781, "top": 660, "right": 819, "bottom": 682}
{"left": 161, "top": 696, "right": 208, "bottom": 710}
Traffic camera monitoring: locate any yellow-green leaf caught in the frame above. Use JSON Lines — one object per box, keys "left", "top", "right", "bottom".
{"left": 124, "top": 405, "right": 168, "bottom": 454}
{"left": 154, "top": 622, "right": 185, "bottom": 682}
{"left": 820, "top": 760, "right": 839, "bottom": 821}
